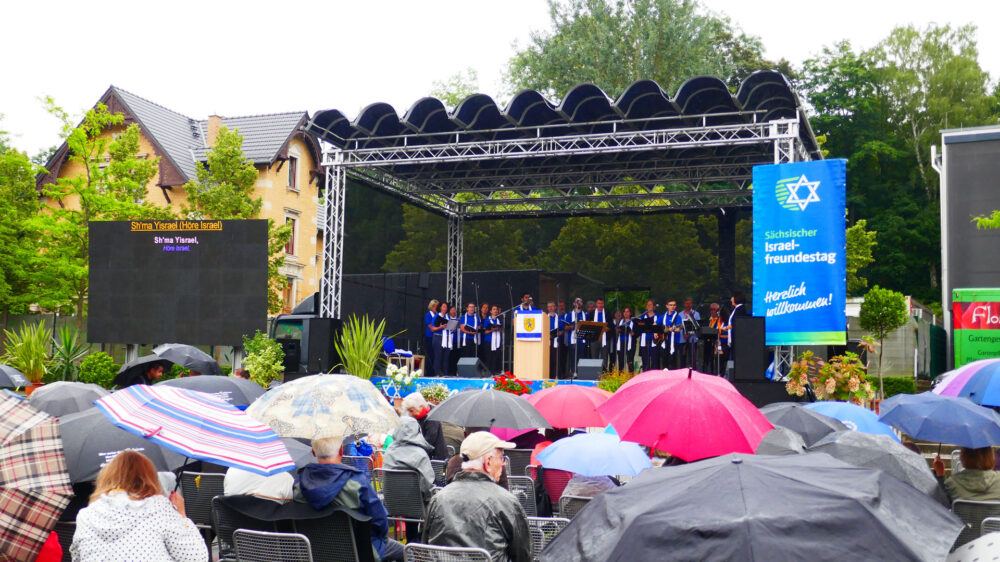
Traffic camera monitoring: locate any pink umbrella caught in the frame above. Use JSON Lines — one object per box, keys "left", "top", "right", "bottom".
{"left": 933, "top": 359, "right": 1000, "bottom": 396}
{"left": 525, "top": 385, "right": 613, "bottom": 428}
{"left": 598, "top": 371, "right": 772, "bottom": 461}
{"left": 490, "top": 426, "right": 536, "bottom": 440}
{"left": 617, "top": 368, "right": 740, "bottom": 395}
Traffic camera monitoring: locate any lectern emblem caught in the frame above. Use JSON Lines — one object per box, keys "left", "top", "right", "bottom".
{"left": 524, "top": 318, "right": 535, "bottom": 331}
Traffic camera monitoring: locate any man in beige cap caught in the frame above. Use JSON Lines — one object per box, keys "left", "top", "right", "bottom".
{"left": 422, "top": 432, "right": 531, "bottom": 562}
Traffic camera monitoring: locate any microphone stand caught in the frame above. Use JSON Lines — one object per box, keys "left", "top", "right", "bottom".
{"left": 473, "top": 282, "right": 481, "bottom": 364}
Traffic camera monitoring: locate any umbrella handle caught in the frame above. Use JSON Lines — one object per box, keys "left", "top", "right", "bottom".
{"left": 173, "top": 457, "right": 189, "bottom": 492}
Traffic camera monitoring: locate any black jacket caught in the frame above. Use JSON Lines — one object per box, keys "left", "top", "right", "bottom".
{"left": 416, "top": 416, "right": 449, "bottom": 461}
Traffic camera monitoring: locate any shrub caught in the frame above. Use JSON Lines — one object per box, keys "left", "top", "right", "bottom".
{"left": 881, "top": 376, "right": 916, "bottom": 398}
{"left": 49, "top": 324, "right": 91, "bottom": 382}
{"left": 79, "top": 352, "right": 118, "bottom": 388}
{"left": 598, "top": 367, "right": 636, "bottom": 393}
{"left": 786, "top": 351, "right": 876, "bottom": 405}
{"left": 334, "top": 315, "right": 387, "bottom": 379}
{"left": 242, "top": 330, "right": 284, "bottom": 387}
{"left": 494, "top": 372, "right": 533, "bottom": 395}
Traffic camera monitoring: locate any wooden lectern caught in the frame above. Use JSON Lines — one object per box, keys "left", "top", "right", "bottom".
{"left": 513, "top": 310, "right": 549, "bottom": 380}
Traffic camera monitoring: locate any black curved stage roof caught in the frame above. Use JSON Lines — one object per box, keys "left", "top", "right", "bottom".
{"left": 306, "top": 71, "right": 821, "bottom": 218}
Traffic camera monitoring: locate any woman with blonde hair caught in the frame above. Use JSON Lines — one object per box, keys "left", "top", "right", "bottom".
{"left": 70, "top": 450, "right": 207, "bottom": 561}
{"left": 425, "top": 299, "right": 440, "bottom": 377}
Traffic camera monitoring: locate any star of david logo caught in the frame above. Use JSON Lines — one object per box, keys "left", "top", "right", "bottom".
{"left": 783, "top": 174, "right": 821, "bottom": 211}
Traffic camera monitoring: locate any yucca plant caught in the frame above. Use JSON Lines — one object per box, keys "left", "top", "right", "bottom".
{"left": 333, "top": 315, "right": 387, "bottom": 379}
{"left": 2, "top": 320, "right": 52, "bottom": 384}
{"left": 50, "top": 324, "right": 92, "bottom": 382}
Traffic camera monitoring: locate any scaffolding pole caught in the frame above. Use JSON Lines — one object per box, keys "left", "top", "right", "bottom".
{"left": 320, "top": 151, "right": 346, "bottom": 319}
{"left": 446, "top": 214, "right": 464, "bottom": 308}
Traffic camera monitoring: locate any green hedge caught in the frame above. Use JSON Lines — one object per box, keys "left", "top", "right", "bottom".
{"left": 878, "top": 376, "right": 916, "bottom": 398}
{"left": 78, "top": 352, "right": 118, "bottom": 389}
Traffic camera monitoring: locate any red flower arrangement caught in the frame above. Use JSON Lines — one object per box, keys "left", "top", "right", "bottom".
{"left": 493, "top": 371, "right": 533, "bottom": 396}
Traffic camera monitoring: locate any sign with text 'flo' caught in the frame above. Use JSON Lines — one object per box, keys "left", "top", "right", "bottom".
{"left": 753, "top": 159, "right": 847, "bottom": 345}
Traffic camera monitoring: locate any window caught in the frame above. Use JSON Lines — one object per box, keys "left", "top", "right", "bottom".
{"left": 287, "top": 156, "right": 298, "bottom": 190}
{"left": 285, "top": 216, "right": 297, "bottom": 255}
{"left": 282, "top": 278, "right": 295, "bottom": 314}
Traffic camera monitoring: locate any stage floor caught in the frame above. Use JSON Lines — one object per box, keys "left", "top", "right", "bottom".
{"left": 371, "top": 376, "right": 597, "bottom": 400}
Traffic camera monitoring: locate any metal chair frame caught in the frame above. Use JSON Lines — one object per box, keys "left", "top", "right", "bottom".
{"left": 342, "top": 455, "right": 375, "bottom": 484}
{"left": 558, "top": 495, "right": 591, "bottom": 519}
{"left": 981, "top": 516, "right": 1000, "bottom": 535}
{"left": 506, "top": 449, "right": 534, "bottom": 481}
{"left": 403, "top": 543, "right": 490, "bottom": 562}
{"left": 381, "top": 468, "right": 428, "bottom": 524}
{"left": 507, "top": 475, "right": 537, "bottom": 517}
{"left": 527, "top": 516, "right": 569, "bottom": 559}
{"left": 430, "top": 459, "right": 448, "bottom": 487}
{"left": 53, "top": 521, "right": 75, "bottom": 562}
{"left": 233, "top": 529, "right": 313, "bottom": 562}
{"left": 953, "top": 499, "right": 1000, "bottom": 548}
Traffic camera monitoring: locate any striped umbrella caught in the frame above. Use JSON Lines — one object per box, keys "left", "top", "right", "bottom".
{"left": 932, "top": 359, "right": 1000, "bottom": 406}
{"left": 95, "top": 385, "right": 294, "bottom": 476}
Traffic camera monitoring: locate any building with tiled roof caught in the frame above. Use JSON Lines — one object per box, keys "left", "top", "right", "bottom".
{"left": 40, "top": 86, "right": 324, "bottom": 314}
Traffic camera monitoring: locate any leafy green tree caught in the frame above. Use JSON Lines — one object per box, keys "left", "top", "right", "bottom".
{"left": 0, "top": 132, "right": 42, "bottom": 324}
{"left": 34, "top": 101, "right": 175, "bottom": 316}
{"left": 846, "top": 219, "right": 876, "bottom": 295}
{"left": 974, "top": 211, "right": 1000, "bottom": 230}
{"left": 182, "top": 126, "right": 291, "bottom": 314}
{"left": 859, "top": 285, "right": 909, "bottom": 397}
{"left": 431, "top": 68, "right": 480, "bottom": 109}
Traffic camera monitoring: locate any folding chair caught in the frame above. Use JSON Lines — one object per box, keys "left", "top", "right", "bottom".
{"left": 292, "top": 510, "right": 374, "bottom": 562}
{"left": 233, "top": 529, "right": 313, "bottom": 562}
{"left": 211, "top": 496, "right": 279, "bottom": 562}
{"left": 403, "top": 543, "right": 490, "bottom": 562}
{"left": 430, "top": 459, "right": 448, "bottom": 487}
{"left": 507, "top": 475, "right": 538, "bottom": 517}
{"left": 53, "top": 521, "right": 75, "bottom": 562}
{"left": 953, "top": 499, "right": 1000, "bottom": 548}
{"left": 506, "top": 449, "right": 534, "bottom": 480}
{"left": 527, "top": 516, "right": 569, "bottom": 559}
{"left": 981, "top": 516, "right": 1000, "bottom": 535}
{"left": 558, "top": 495, "right": 591, "bottom": 519}
{"left": 382, "top": 468, "right": 427, "bottom": 525}
{"left": 180, "top": 471, "right": 226, "bottom": 547}
{"left": 342, "top": 455, "right": 375, "bottom": 484}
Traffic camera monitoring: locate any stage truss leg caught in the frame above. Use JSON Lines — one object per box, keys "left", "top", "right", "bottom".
{"left": 771, "top": 124, "right": 805, "bottom": 378}
{"left": 320, "top": 152, "right": 346, "bottom": 319}
{"left": 446, "top": 214, "right": 464, "bottom": 308}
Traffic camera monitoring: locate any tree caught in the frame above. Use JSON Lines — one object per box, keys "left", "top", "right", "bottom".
{"left": 858, "top": 285, "right": 909, "bottom": 398}
{"left": 34, "top": 101, "right": 175, "bottom": 316}
{"left": 846, "top": 219, "right": 876, "bottom": 295}
{"left": 0, "top": 135, "right": 42, "bottom": 324}
{"left": 430, "top": 68, "right": 480, "bottom": 109}
{"left": 181, "top": 126, "right": 291, "bottom": 314}
{"left": 506, "top": 0, "right": 781, "bottom": 97}
{"left": 974, "top": 211, "right": 1000, "bottom": 230}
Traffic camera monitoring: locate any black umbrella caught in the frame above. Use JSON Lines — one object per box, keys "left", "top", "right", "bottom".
{"left": 152, "top": 343, "right": 222, "bottom": 375}
{"left": 539, "top": 453, "right": 962, "bottom": 561}
{"left": 426, "top": 389, "right": 551, "bottom": 430}
{"left": 755, "top": 426, "right": 808, "bottom": 456}
{"left": 760, "top": 402, "right": 847, "bottom": 446}
{"left": 156, "top": 375, "right": 265, "bottom": 408}
{"left": 808, "top": 430, "right": 949, "bottom": 506}
{"left": 27, "top": 381, "right": 109, "bottom": 417}
{"left": 0, "top": 365, "right": 29, "bottom": 389}
{"left": 58, "top": 407, "right": 188, "bottom": 482}
{"left": 114, "top": 354, "right": 173, "bottom": 387}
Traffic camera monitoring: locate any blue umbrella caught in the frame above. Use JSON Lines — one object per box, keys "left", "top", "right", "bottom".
{"left": 536, "top": 432, "right": 652, "bottom": 477}
{"left": 879, "top": 392, "right": 1000, "bottom": 448}
{"left": 804, "top": 402, "right": 899, "bottom": 442}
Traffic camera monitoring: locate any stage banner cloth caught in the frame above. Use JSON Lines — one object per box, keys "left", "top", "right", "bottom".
{"left": 515, "top": 310, "right": 543, "bottom": 341}
{"left": 752, "top": 159, "right": 847, "bottom": 345}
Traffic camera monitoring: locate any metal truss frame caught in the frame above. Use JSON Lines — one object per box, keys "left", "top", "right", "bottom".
{"left": 771, "top": 121, "right": 806, "bottom": 378}
{"left": 318, "top": 114, "right": 811, "bottom": 319}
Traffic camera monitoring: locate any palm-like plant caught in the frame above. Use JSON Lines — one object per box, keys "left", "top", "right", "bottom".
{"left": 50, "top": 324, "right": 92, "bottom": 381}
{"left": 2, "top": 320, "right": 52, "bottom": 384}
{"left": 333, "top": 315, "right": 387, "bottom": 379}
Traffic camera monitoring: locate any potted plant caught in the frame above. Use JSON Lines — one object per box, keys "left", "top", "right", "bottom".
{"left": 380, "top": 363, "right": 422, "bottom": 407}
{"left": 786, "top": 350, "right": 876, "bottom": 406}
{"left": 50, "top": 324, "right": 92, "bottom": 382}
{"left": 493, "top": 372, "right": 533, "bottom": 396}
{"left": 334, "top": 315, "right": 390, "bottom": 379}
{"left": 419, "top": 383, "right": 451, "bottom": 405}
{"left": 2, "top": 320, "right": 52, "bottom": 394}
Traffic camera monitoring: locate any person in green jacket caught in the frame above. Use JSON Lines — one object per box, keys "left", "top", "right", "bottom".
{"left": 939, "top": 447, "right": 1000, "bottom": 501}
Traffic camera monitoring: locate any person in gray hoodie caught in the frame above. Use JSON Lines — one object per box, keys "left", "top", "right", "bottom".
{"left": 941, "top": 447, "right": 1000, "bottom": 501}
{"left": 383, "top": 415, "right": 437, "bottom": 543}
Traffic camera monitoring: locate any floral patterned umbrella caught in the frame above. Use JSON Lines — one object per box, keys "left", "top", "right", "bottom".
{"left": 246, "top": 374, "right": 400, "bottom": 440}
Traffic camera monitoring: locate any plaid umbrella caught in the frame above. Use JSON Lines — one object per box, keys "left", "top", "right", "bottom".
{"left": 95, "top": 385, "right": 295, "bottom": 477}
{"left": 0, "top": 394, "right": 72, "bottom": 561}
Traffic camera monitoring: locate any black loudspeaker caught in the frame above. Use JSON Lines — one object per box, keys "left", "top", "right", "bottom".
{"left": 307, "top": 317, "right": 342, "bottom": 373}
{"left": 733, "top": 381, "right": 793, "bottom": 408}
{"left": 457, "top": 357, "right": 491, "bottom": 378}
{"left": 733, "top": 316, "right": 768, "bottom": 381}
{"left": 576, "top": 359, "right": 604, "bottom": 381}
{"left": 276, "top": 339, "right": 300, "bottom": 374}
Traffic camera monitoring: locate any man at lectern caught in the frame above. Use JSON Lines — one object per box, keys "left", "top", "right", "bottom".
{"left": 516, "top": 292, "right": 536, "bottom": 313}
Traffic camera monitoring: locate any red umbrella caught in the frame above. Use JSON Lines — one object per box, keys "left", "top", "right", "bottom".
{"left": 598, "top": 371, "right": 772, "bottom": 461}
{"left": 525, "top": 385, "right": 613, "bottom": 428}
{"left": 617, "top": 368, "right": 740, "bottom": 395}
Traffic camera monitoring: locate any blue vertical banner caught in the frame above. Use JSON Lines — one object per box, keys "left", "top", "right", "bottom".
{"left": 752, "top": 159, "right": 847, "bottom": 345}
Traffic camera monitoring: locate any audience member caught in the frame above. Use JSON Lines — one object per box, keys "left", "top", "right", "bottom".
{"left": 224, "top": 468, "right": 294, "bottom": 503}
{"left": 383, "top": 416, "right": 436, "bottom": 543}
{"left": 937, "top": 446, "right": 1000, "bottom": 501}
{"left": 402, "top": 392, "right": 449, "bottom": 460}
{"left": 71, "top": 450, "right": 207, "bottom": 562}
{"left": 423, "top": 432, "right": 531, "bottom": 562}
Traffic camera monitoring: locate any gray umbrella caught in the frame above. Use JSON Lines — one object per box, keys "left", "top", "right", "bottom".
{"left": 28, "top": 381, "right": 109, "bottom": 417}
{"left": 0, "top": 365, "right": 29, "bottom": 389}
{"left": 152, "top": 343, "right": 222, "bottom": 375}
{"left": 539, "top": 453, "right": 962, "bottom": 561}
{"left": 59, "top": 407, "right": 188, "bottom": 482}
{"left": 755, "top": 426, "right": 808, "bottom": 456}
{"left": 808, "top": 430, "right": 949, "bottom": 505}
{"left": 760, "top": 402, "right": 847, "bottom": 446}
{"left": 156, "top": 375, "right": 265, "bottom": 408}
{"left": 426, "top": 389, "right": 551, "bottom": 430}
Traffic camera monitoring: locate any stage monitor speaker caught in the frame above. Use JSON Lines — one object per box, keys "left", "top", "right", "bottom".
{"left": 276, "top": 338, "right": 300, "bottom": 374}
{"left": 733, "top": 316, "right": 768, "bottom": 381}
{"left": 576, "top": 359, "right": 604, "bottom": 381}
{"left": 307, "top": 317, "right": 342, "bottom": 374}
{"left": 457, "top": 357, "right": 491, "bottom": 378}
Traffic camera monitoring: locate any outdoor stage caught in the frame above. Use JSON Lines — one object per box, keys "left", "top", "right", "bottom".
{"left": 371, "top": 376, "right": 597, "bottom": 400}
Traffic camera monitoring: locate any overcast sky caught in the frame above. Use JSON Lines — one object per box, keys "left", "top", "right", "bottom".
{"left": 2, "top": 0, "right": 996, "bottom": 156}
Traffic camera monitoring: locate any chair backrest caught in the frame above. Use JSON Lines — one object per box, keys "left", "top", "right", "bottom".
{"left": 525, "top": 465, "right": 539, "bottom": 481}
{"left": 527, "top": 517, "right": 570, "bottom": 558}
{"left": 953, "top": 499, "right": 1000, "bottom": 548}
{"left": 952, "top": 449, "right": 964, "bottom": 474}
{"left": 382, "top": 468, "right": 427, "bottom": 521}
{"left": 180, "top": 471, "right": 227, "bottom": 527}
{"left": 542, "top": 469, "right": 573, "bottom": 505}
{"left": 233, "top": 529, "right": 313, "bottom": 562}
{"left": 981, "top": 516, "right": 1000, "bottom": 536}
{"left": 212, "top": 496, "right": 279, "bottom": 561}
{"left": 403, "top": 543, "right": 490, "bottom": 562}
{"left": 558, "top": 495, "right": 591, "bottom": 519}
{"left": 430, "top": 459, "right": 448, "bottom": 487}
{"left": 342, "top": 455, "right": 375, "bottom": 483}
{"left": 292, "top": 510, "right": 374, "bottom": 562}
{"left": 507, "top": 475, "right": 537, "bottom": 517}
{"left": 53, "top": 521, "right": 75, "bottom": 562}
{"left": 506, "top": 449, "right": 534, "bottom": 480}
{"left": 446, "top": 445, "right": 456, "bottom": 458}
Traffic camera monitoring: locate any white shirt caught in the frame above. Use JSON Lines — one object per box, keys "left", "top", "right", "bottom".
{"left": 224, "top": 468, "right": 294, "bottom": 502}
